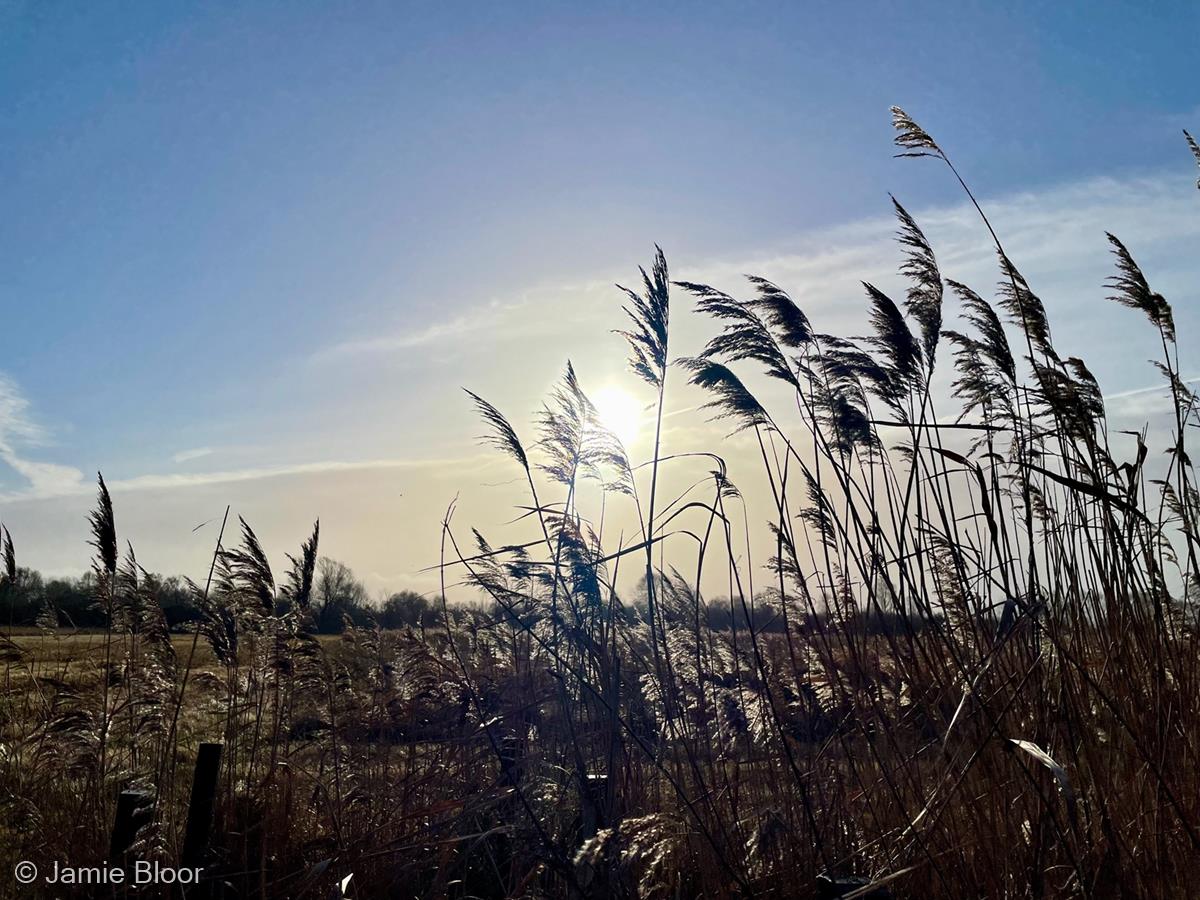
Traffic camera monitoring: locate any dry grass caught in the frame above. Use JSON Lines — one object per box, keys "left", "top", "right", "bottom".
{"left": 1, "top": 109, "right": 1199, "bottom": 899}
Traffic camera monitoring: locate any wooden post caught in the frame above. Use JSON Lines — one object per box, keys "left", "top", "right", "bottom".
{"left": 110, "top": 789, "right": 154, "bottom": 860}
{"left": 181, "top": 742, "right": 223, "bottom": 868}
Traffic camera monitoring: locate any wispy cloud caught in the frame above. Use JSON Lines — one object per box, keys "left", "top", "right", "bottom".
{"left": 0, "top": 374, "right": 86, "bottom": 498}
{"left": 1104, "top": 376, "right": 1200, "bottom": 402}
{"left": 172, "top": 447, "right": 214, "bottom": 464}
{"left": 110, "top": 456, "right": 483, "bottom": 492}
{"left": 311, "top": 298, "right": 538, "bottom": 363}
{"left": 0, "top": 455, "right": 87, "bottom": 498}
{"left": 0, "top": 454, "right": 489, "bottom": 504}
{"left": 0, "top": 370, "right": 496, "bottom": 506}
{"left": 315, "top": 314, "right": 483, "bottom": 360}
{"left": 1103, "top": 376, "right": 1200, "bottom": 425}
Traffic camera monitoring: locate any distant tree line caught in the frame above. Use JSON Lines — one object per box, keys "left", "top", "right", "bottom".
{"left": 0, "top": 555, "right": 440, "bottom": 635}
{"left": 1, "top": 559, "right": 925, "bottom": 637}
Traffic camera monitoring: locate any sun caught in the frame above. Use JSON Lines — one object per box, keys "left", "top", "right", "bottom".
{"left": 591, "top": 385, "right": 644, "bottom": 447}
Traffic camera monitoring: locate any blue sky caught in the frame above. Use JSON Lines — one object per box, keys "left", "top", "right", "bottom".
{"left": 1, "top": 2, "right": 1197, "bottom": 590}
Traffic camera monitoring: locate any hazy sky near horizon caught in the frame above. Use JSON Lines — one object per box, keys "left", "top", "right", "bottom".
{"left": 1, "top": 2, "right": 1198, "bottom": 594}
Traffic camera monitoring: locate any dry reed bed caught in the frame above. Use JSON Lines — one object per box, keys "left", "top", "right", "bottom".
{"left": 1, "top": 110, "right": 1199, "bottom": 898}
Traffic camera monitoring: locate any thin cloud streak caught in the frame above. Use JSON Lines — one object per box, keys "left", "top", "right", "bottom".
{"left": 0, "top": 370, "right": 491, "bottom": 503}
{"left": 1103, "top": 376, "right": 1200, "bottom": 402}
{"left": 310, "top": 298, "right": 536, "bottom": 363}
{"left": 0, "top": 454, "right": 491, "bottom": 504}
{"left": 172, "top": 447, "right": 215, "bottom": 463}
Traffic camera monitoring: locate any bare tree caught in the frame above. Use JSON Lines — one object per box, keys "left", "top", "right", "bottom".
{"left": 313, "top": 556, "right": 368, "bottom": 633}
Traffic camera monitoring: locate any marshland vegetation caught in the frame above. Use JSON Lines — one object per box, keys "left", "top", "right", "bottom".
{"left": 2, "top": 110, "right": 1199, "bottom": 898}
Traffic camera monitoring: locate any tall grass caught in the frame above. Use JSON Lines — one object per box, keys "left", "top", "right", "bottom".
{"left": 1, "top": 110, "right": 1198, "bottom": 898}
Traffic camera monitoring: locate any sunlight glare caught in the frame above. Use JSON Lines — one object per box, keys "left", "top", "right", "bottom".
{"left": 592, "top": 385, "right": 644, "bottom": 448}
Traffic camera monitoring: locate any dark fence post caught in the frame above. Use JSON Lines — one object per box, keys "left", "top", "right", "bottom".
{"left": 181, "top": 742, "right": 223, "bottom": 868}
{"left": 110, "top": 789, "right": 154, "bottom": 860}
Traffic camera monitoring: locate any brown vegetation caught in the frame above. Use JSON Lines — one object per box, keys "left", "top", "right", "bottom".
{"left": 1, "top": 109, "right": 1199, "bottom": 898}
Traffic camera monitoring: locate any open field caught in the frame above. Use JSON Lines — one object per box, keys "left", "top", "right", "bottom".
{"left": 2, "top": 110, "right": 1200, "bottom": 899}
